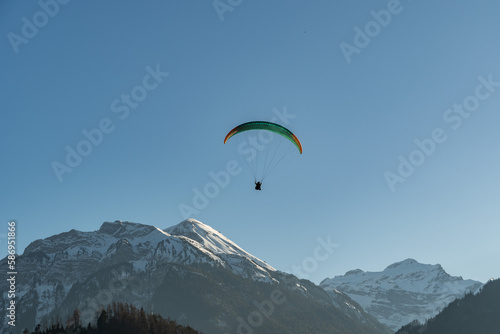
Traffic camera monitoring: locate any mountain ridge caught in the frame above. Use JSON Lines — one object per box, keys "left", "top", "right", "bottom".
{"left": 320, "top": 258, "right": 483, "bottom": 331}
{"left": 0, "top": 219, "right": 391, "bottom": 334}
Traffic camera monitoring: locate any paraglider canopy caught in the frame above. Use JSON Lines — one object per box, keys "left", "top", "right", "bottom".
{"left": 224, "top": 121, "right": 302, "bottom": 188}
{"left": 224, "top": 121, "right": 302, "bottom": 154}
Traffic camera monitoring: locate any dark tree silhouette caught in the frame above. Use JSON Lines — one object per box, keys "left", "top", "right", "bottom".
{"left": 27, "top": 302, "right": 201, "bottom": 334}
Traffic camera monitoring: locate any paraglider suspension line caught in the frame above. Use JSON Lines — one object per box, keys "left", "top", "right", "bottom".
{"left": 239, "top": 138, "right": 257, "bottom": 181}
{"left": 262, "top": 141, "right": 288, "bottom": 181}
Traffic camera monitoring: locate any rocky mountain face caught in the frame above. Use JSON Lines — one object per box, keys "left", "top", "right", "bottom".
{"left": 0, "top": 219, "right": 391, "bottom": 334}
{"left": 320, "top": 259, "right": 483, "bottom": 332}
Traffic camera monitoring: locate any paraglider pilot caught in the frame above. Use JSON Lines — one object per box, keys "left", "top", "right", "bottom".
{"left": 255, "top": 181, "right": 262, "bottom": 191}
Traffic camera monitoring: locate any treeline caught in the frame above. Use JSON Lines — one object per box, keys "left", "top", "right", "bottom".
{"left": 396, "top": 278, "right": 500, "bottom": 334}
{"left": 21, "top": 301, "right": 200, "bottom": 334}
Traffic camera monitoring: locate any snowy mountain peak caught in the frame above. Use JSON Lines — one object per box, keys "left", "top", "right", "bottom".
{"left": 346, "top": 269, "right": 364, "bottom": 275}
{"left": 23, "top": 219, "right": 276, "bottom": 285}
{"left": 166, "top": 219, "right": 276, "bottom": 273}
{"left": 385, "top": 258, "right": 418, "bottom": 270}
{"left": 321, "top": 259, "right": 483, "bottom": 331}
{"left": 383, "top": 258, "right": 446, "bottom": 277}
{"left": 98, "top": 220, "right": 158, "bottom": 238}
{"left": 165, "top": 219, "right": 222, "bottom": 243}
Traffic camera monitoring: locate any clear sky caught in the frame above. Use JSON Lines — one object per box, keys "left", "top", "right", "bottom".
{"left": 2, "top": 0, "right": 500, "bottom": 285}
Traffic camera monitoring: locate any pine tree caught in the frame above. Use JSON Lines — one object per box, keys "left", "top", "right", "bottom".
{"left": 73, "top": 308, "right": 81, "bottom": 329}
{"left": 96, "top": 309, "right": 108, "bottom": 333}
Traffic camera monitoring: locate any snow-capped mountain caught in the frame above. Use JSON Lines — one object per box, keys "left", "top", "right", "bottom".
{"left": 165, "top": 219, "right": 276, "bottom": 281}
{"left": 22, "top": 219, "right": 274, "bottom": 283}
{"left": 320, "top": 258, "right": 483, "bottom": 332}
{"left": 0, "top": 219, "right": 391, "bottom": 334}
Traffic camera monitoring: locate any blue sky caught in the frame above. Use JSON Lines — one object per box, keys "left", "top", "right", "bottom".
{"left": 2, "top": 0, "right": 500, "bottom": 284}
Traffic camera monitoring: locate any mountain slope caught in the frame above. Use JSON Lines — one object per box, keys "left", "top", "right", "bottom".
{"left": 165, "top": 219, "right": 276, "bottom": 282}
{"left": 0, "top": 219, "right": 390, "bottom": 334}
{"left": 396, "top": 278, "right": 500, "bottom": 334}
{"left": 320, "top": 259, "right": 483, "bottom": 331}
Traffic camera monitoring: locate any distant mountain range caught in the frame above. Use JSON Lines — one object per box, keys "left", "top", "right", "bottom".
{"left": 320, "top": 258, "right": 483, "bottom": 331}
{"left": 0, "top": 219, "right": 390, "bottom": 334}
